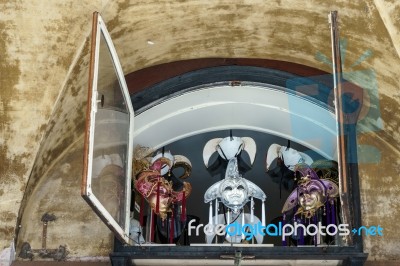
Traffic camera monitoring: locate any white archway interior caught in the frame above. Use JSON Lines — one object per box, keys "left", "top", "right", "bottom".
{"left": 133, "top": 85, "right": 337, "bottom": 160}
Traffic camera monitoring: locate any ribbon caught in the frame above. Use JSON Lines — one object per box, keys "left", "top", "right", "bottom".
{"left": 299, "top": 218, "right": 304, "bottom": 245}
{"left": 209, "top": 202, "right": 213, "bottom": 225}
{"left": 250, "top": 197, "right": 254, "bottom": 223}
{"left": 282, "top": 213, "right": 286, "bottom": 246}
{"left": 261, "top": 200, "right": 266, "bottom": 227}
{"left": 326, "top": 202, "right": 331, "bottom": 225}
{"left": 331, "top": 200, "right": 336, "bottom": 225}
{"left": 181, "top": 191, "right": 186, "bottom": 222}
{"left": 139, "top": 195, "right": 145, "bottom": 227}
{"left": 169, "top": 210, "right": 175, "bottom": 244}
{"left": 241, "top": 209, "right": 245, "bottom": 240}
{"left": 313, "top": 215, "right": 317, "bottom": 246}
{"left": 150, "top": 210, "right": 155, "bottom": 242}
{"left": 214, "top": 199, "right": 218, "bottom": 225}
{"left": 155, "top": 179, "right": 161, "bottom": 213}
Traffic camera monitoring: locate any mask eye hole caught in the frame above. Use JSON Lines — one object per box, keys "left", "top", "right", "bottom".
{"left": 299, "top": 192, "right": 304, "bottom": 197}
{"left": 224, "top": 186, "right": 233, "bottom": 191}
{"left": 237, "top": 185, "right": 245, "bottom": 190}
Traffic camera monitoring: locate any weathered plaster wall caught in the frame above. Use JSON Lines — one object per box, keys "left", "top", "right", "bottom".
{"left": 16, "top": 35, "right": 115, "bottom": 257}
{"left": 0, "top": 0, "right": 399, "bottom": 262}
{"left": 0, "top": 0, "right": 103, "bottom": 251}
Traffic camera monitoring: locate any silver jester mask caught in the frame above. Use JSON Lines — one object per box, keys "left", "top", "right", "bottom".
{"left": 204, "top": 157, "right": 266, "bottom": 213}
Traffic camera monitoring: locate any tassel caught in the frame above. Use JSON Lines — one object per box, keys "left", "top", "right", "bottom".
{"left": 156, "top": 179, "right": 161, "bottom": 214}
{"left": 326, "top": 202, "right": 331, "bottom": 225}
{"left": 139, "top": 195, "right": 145, "bottom": 226}
{"left": 209, "top": 202, "right": 213, "bottom": 225}
{"left": 170, "top": 210, "right": 174, "bottom": 244}
{"left": 250, "top": 197, "right": 254, "bottom": 223}
{"left": 150, "top": 210, "right": 155, "bottom": 242}
{"left": 261, "top": 200, "right": 266, "bottom": 227}
{"left": 214, "top": 199, "right": 218, "bottom": 225}
{"left": 241, "top": 210, "right": 245, "bottom": 240}
{"left": 165, "top": 213, "right": 168, "bottom": 241}
{"left": 181, "top": 191, "right": 186, "bottom": 222}
{"left": 299, "top": 218, "right": 304, "bottom": 245}
{"left": 282, "top": 213, "right": 286, "bottom": 246}
{"left": 313, "top": 215, "right": 317, "bottom": 246}
{"left": 331, "top": 200, "right": 336, "bottom": 225}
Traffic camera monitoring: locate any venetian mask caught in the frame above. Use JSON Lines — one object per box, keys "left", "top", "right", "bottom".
{"left": 203, "top": 135, "right": 267, "bottom": 238}
{"left": 135, "top": 154, "right": 192, "bottom": 220}
{"left": 204, "top": 135, "right": 265, "bottom": 212}
{"left": 282, "top": 167, "right": 339, "bottom": 219}
{"left": 297, "top": 180, "right": 326, "bottom": 211}
{"left": 204, "top": 157, "right": 266, "bottom": 214}
{"left": 220, "top": 177, "right": 249, "bottom": 210}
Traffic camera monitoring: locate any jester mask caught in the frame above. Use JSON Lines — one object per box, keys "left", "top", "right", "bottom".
{"left": 203, "top": 135, "right": 267, "bottom": 236}
{"left": 134, "top": 151, "right": 192, "bottom": 220}
{"left": 282, "top": 164, "right": 339, "bottom": 219}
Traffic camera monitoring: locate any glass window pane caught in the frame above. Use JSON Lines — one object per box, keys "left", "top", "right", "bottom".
{"left": 90, "top": 31, "right": 130, "bottom": 231}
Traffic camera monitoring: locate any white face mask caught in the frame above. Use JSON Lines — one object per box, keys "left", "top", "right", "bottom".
{"left": 204, "top": 157, "right": 266, "bottom": 214}
{"left": 220, "top": 177, "right": 249, "bottom": 210}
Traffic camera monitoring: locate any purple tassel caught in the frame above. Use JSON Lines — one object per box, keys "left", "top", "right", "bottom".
{"left": 299, "top": 218, "right": 304, "bottom": 245}
{"left": 313, "top": 215, "right": 317, "bottom": 246}
{"left": 331, "top": 201, "right": 336, "bottom": 225}
{"left": 282, "top": 214, "right": 287, "bottom": 246}
{"left": 170, "top": 210, "right": 174, "bottom": 244}
{"left": 326, "top": 202, "right": 331, "bottom": 225}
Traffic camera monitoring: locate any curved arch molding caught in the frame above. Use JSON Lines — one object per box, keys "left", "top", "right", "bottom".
{"left": 133, "top": 84, "right": 337, "bottom": 160}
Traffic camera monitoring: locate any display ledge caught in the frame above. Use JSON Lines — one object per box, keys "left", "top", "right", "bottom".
{"left": 189, "top": 244, "right": 274, "bottom": 247}
{"left": 110, "top": 245, "right": 368, "bottom": 266}
{"left": 130, "top": 259, "right": 340, "bottom": 265}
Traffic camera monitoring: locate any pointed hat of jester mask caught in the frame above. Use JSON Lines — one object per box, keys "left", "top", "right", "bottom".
{"left": 265, "top": 143, "right": 313, "bottom": 172}
{"left": 203, "top": 135, "right": 257, "bottom": 168}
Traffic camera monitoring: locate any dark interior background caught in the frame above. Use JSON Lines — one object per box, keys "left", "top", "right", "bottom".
{"left": 157, "top": 129, "right": 325, "bottom": 246}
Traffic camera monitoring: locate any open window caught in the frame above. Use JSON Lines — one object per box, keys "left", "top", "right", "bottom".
{"left": 82, "top": 11, "right": 367, "bottom": 265}
{"left": 81, "top": 12, "right": 134, "bottom": 245}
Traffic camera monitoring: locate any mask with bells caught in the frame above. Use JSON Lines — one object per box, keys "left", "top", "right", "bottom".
{"left": 203, "top": 135, "right": 266, "bottom": 244}
{"left": 205, "top": 158, "right": 266, "bottom": 213}
{"left": 135, "top": 152, "right": 192, "bottom": 220}
{"left": 282, "top": 165, "right": 339, "bottom": 219}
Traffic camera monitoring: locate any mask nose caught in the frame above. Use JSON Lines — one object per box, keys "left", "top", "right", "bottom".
{"left": 302, "top": 193, "right": 311, "bottom": 200}
{"left": 231, "top": 188, "right": 240, "bottom": 195}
